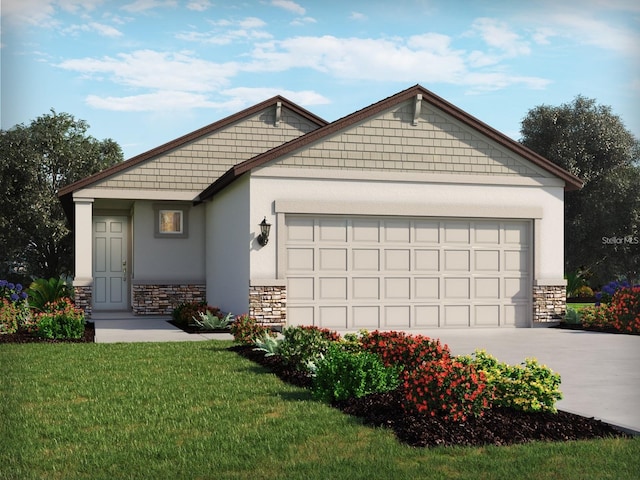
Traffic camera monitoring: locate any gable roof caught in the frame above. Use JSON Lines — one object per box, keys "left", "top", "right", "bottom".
{"left": 195, "top": 84, "right": 583, "bottom": 204}
{"left": 57, "top": 96, "right": 328, "bottom": 198}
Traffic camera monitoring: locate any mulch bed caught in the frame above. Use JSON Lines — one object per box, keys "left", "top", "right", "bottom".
{"left": 229, "top": 344, "right": 632, "bottom": 448}
{"left": 0, "top": 322, "right": 96, "bottom": 343}
{"left": 552, "top": 323, "right": 639, "bottom": 336}
{"left": 167, "top": 320, "right": 231, "bottom": 334}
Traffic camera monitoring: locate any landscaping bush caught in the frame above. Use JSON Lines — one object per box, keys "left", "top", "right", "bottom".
{"left": 26, "top": 277, "right": 71, "bottom": 312}
{"left": 230, "top": 314, "right": 275, "bottom": 344}
{"left": 459, "top": 350, "right": 563, "bottom": 413}
{"left": 33, "top": 297, "right": 85, "bottom": 340}
{"left": 192, "top": 311, "right": 233, "bottom": 330}
{"left": 0, "top": 280, "right": 30, "bottom": 333}
{"left": 596, "top": 280, "right": 631, "bottom": 305}
{"left": 312, "top": 343, "right": 400, "bottom": 403}
{"left": 172, "top": 302, "right": 221, "bottom": 327}
{"left": 278, "top": 325, "right": 340, "bottom": 372}
{"left": 608, "top": 287, "right": 640, "bottom": 333}
{"left": 573, "top": 285, "right": 594, "bottom": 298}
{"left": 564, "top": 308, "right": 582, "bottom": 325}
{"left": 360, "top": 330, "right": 451, "bottom": 372}
{"left": 402, "top": 357, "right": 492, "bottom": 422}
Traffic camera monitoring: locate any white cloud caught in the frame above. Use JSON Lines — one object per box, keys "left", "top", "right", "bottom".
{"left": 1, "top": 0, "right": 103, "bottom": 26}
{"left": 57, "top": 50, "right": 238, "bottom": 92}
{"left": 349, "top": 12, "right": 367, "bottom": 21}
{"left": 177, "top": 17, "right": 271, "bottom": 45}
{"left": 221, "top": 87, "right": 331, "bottom": 106}
{"left": 468, "top": 18, "right": 531, "bottom": 57}
{"left": 64, "top": 22, "right": 123, "bottom": 37}
{"left": 121, "top": 0, "right": 177, "bottom": 13}
{"left": 290, "top": 17, "right": 317, "bottom": 26}
{"left": 186, "top": 0, "right": 212, "bottom": 11}
{"left": 270, "top": 0, "right": 305, "bottom": 15}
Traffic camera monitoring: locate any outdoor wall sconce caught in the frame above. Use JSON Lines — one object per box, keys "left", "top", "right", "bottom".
{"left": 257, "top": 217, "right": 271, "bottom": 246}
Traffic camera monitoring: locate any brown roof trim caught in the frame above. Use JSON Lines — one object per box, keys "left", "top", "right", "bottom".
{"left": 195, "top": 85, "right": 583, "bottom": 203}
{"left": 57, "top": 96, "right": 328, "bottom": 198}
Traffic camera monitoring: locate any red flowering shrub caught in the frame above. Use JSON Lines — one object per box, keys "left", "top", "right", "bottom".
{"left": 582, "top": 287, "right": 640, "bottom": 334}
{"left": 360, "top": 330, "right": 450, "bottom": 371}
{"left": 230, "top": 314, "right": 275, "bottom": 345}
{"left": 609, "top": 287, "right": 640, "bottom": 333}
{"left": 402, "top": 357, "right": 492, "bottom": 422}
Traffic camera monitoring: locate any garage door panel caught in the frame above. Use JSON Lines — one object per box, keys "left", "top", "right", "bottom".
{"left": 444, "top": 222, "right": 471, "bottom": 243}
{"left": 444, "top": 277, "right": 470, "bottom": 299}
{"left": 288, "top": 248, "right": 314, "bottom": 271}
{"left": 319, "top": 219, "right": 348, "bottom": 242}
{"left": 287, "top": 217, "right": 315, "bottom": 241}
{"left": 415, "top": 305, "right": 440, "bottom": 327}
{"left": 475, "top": 277, "right": 500, "bottom": 298}
{"left": 385, "top": 306, "right": 411, "bottom": 328}
{"left": 288, "top": 278, "right": 314, "bottom": 300}
{"left": 384, "top": 220, "right": 411, "bottom": 242}
{"left": 444, "top": 305, "right": 470, "bottom": 326}
{"left": 288, "top": 306, "right": 314, "bottom": 326}
{"left": 319, "top": 248, "right": 347, "bottom": 270}
{"left": 415, "top": 277, "right": 439, "bottom": 299}
{"left": 385, "top": 277, "right": 411, "bottom": 299}
{"left": 415, "top": 249, "right": 439, "bottom": 271}
{"left": 319, "top": 277, "right": 347, "bottom": 300}
{"left": 474, "top": 305, "right": 501, "bottom": 326}
{"left": 475, "top": 250, "right": 500, "bottom": 271}
{"left": 353, "top": 220, "right": 380, "bottom": 242}
{"left": 385, "top": 249, "right": 410, "bottom": 270}
{"left": 319, "top": 306, "right": 347, "bottom": 328}
{"left": 415, "top": 221, "right": 440, "bottom": 243}
{"left": 352, "top": 249, "right": 380, "bottom": 270}
{"left": 444, "top": 250, "right": 470, "bottom": 271}
{"left": 286, "top": 216, "right": 531, "bottom": 329}
{"left": 353, "top": 306, "right": 380, "bottom": 328}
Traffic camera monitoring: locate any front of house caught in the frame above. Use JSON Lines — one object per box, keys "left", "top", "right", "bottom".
{"left": 59, "top": 85, "right": 582, "bottom": 330}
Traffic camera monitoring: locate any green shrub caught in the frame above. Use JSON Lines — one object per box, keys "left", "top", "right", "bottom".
{"left": 459, "top": 350, "right": 563, "bottom": 413}
{"left": 580, "top": 305, "right": 614, "bottom": 330}
{"left": 230, "top": 314, "right": 275, "bottom": 344}
{"left": 564, "top": 308, "right": 581, "bottom": 325}
{"left": 402, "top": 357, "right": 492, "bottom": 422}
{"left": 192, "top": 311, "right": 233, "bottom": 330}
{"left": 172, "top": 302, "right": 221, "bottom": 327}
{"left": 26, "top": 277, "right": 71, "bottom": 312}
{"left": 359, "top": 330, "right": 450, "bottom": 372}
{"left": 34, "top": 297, "right": 85, "bottom": 340}
{"left": 586, "top": 287, "right": 640, "bottom": 333}
{"left": 278, "top": 326, "right": 340, "bottom": 372}
{"left": 312, "top": 343, "right": 400, "bottom": 403}
{"left": 573, "top": 285, "right": 594, "bottom": 298}
{"left": 253, "top": 334, "right": 282, "bottom": 357}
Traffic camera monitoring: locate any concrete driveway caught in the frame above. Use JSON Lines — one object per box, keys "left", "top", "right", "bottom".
{"left": 92, "top": 314, "right": 639, "bottom": 435}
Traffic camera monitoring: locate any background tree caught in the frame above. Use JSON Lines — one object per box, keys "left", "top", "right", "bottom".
{"left": 520, "top": 96, "right": 640, "bottom": 286}
{"left": 0, "top": 110, "right": 123, "bottom": 282}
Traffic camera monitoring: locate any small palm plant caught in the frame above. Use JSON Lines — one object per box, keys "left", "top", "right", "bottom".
{"left": 26, "top": 277, "right": 72, "bottom": 312}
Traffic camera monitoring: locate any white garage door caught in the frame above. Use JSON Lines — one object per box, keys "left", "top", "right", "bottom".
{"left": 285, "top": 215, "right": 531, "bottom": 329}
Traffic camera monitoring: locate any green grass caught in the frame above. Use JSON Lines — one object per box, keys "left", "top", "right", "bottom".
{"left": 1, "top": 341, "right": 638, "bottom": 480}
{"left": 567, "top": 302, "right": 595, "bottom": 312}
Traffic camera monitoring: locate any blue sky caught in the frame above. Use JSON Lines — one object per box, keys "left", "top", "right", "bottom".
{"left": 2, "top": 0, "right": 639, "bottom": 159}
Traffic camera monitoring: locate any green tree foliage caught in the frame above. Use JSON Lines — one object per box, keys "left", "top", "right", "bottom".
{"left": 520, "top": 96, "right": 640, "bottom": 285}
{"left": 0, "top": 110, "right": 123, "bottom": 281}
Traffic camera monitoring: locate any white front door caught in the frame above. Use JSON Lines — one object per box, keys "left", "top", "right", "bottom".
{"left": 93, "top": 216, "right": 129, "bottom": 310}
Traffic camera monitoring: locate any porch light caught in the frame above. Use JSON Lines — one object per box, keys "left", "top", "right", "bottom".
{"left": 257, "top": 217, "right": 271, "bottom": 246}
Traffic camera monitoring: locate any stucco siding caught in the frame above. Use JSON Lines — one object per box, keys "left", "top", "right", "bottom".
{"left": 273, "top": 99, "right": 549, "bottom": 177}
{"left": 206, "top": 176, "right": 251, "bottom": 315}
{"left": 131, "top": 201, "right": 205, "bottom": 282}
{"left": 93, "top": 107, "right": 320, "bottom": 192}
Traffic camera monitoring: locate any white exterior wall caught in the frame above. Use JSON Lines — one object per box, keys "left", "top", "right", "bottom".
{"left": 206, "top": 175, "right": 251, "bottom": 315}
{"left": 249, "top": 170, "right": 565, "bottom": 284}
{"left": 131, "top": 201, "right": 205, "bottom": 282}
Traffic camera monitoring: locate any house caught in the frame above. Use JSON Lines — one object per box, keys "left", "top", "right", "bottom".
{"left": 58, "top": 85, "right": 583, "bottom": 329}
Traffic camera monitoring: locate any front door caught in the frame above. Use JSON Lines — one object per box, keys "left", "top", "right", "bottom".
{"left": 93, "top": 216, "right": 129, "bottom": 310}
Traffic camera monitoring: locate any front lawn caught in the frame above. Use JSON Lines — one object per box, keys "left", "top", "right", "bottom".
{"left": 1, "top": 341, "right": 638, "bottom": 480}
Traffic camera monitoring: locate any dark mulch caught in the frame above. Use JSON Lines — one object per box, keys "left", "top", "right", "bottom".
{"left": 553, "top": 323, "right": 639, "bottom": 336}
{"left": 229, "top": 344, "right": 631, "bottom": 448}
{"left": 167, "top": 320, "right": 231, "bottom": 334}
{"left": 0, "top": 322, "right": 95, "bottom": 344}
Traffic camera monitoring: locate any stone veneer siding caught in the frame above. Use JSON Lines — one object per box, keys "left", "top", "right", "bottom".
{"left": 533, "top": 285, "right": 566, "bottom": 323}
{"left": 132, "top": 284, "right": 206, "bottom": 315}
{"left": 74, "top": 286, "right": 92, "bottom": 319}
{"left": 249, "top": 285, "right": 287, "bottom": 327}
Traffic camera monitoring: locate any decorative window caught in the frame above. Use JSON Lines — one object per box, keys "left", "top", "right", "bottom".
{"left": 154, "top": 204, "right": 188, "bottom": 238}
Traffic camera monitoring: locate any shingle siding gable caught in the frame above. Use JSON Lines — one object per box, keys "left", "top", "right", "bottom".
{"left": 272, "top": 100, "right": 546, "bottom": 177}
{"left": 93, "top": 107, "right": 320, "bottom": 192}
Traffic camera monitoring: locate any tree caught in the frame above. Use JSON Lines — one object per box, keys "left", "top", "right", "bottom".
{"left": 0, "top": 110, "right": 123, "bottom": 282}
{"left": 520, "top": 96, "right": 640, "bottom": 285}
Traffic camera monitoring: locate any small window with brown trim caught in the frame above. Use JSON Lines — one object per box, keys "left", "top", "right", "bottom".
{"left": 154, "top": 204, "right": 188, "bottom": 238}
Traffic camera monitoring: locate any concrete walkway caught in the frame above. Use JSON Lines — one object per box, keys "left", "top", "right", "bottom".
{"left": 91, "top": 314, "right": 640, "bottom": 435}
